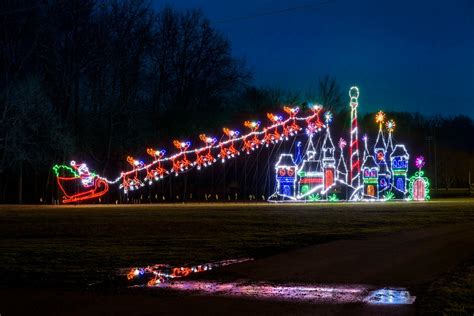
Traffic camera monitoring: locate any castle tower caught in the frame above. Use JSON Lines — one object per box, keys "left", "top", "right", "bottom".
{"left": 390, "top": 144, "right": 409, "bottom": 197}
{"left": 374, "top": 111, "right": 387, "bottom": 164}
{"left": 297, "top": 133, "right": 324, "bottom": 198}
{"left": 374, "top": 111, "right": 391, "bottom": 198}
{"left": 349, "top": 87, "right": 361, "bottom": 189}
{"left": 362, "top": 134, "right": 370, "bottom": 163}
{"left": 275, "top": 154, "right": 297, "bottom": 198}
{"left": 336, "top": 138, "right": 348, "bottom": 184}
{"left": 362, "top": 155, "right": 379, "bottom": 198}
{"left": 385, "top": 119, "right": 396, "bottom": 177}
{"left": 386, "top": 119, "right": 395, "bottom": 153}
{"left": 321, "top": 115, "right": 336, "bottom": 190}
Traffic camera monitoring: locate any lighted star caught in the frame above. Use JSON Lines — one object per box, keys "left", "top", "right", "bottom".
{"left": 415, "top": 156, "right": 425, "bottom": 170}
{"left": 375, "top": 111, "right": 385, "bottom": 125}
{"left": 338, "top": 138, "right": 347, "bottom": 149}
{"left": 312, "top": 104, "right": 323, "bottom": 111}
{"left": 324, "top": 111, "right": 333, "bottom": 124}
{"left": 386, "top": 119, "right": 396, "bottom": 133}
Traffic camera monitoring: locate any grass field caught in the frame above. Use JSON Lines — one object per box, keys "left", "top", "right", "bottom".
{"left": 1, "top": 199, "right": 473, "bottom": 289}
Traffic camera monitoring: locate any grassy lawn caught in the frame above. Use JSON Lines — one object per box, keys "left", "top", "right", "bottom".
{"left": 419, "top": 256, "right": 474, "bottom": 315}
{"left": 1, "top": 199, "right": 473, "bottom": 288}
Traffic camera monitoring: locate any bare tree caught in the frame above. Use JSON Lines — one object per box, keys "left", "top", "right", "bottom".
{"left": 306, "top": 75, "right": 343, "bottom": 112}
{"left": 147, "top": 8, "right": 250, "bottom": 133}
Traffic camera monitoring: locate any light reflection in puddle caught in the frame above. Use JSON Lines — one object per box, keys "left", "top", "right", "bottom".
{"left": 123, "top": 259, "right": 415, "bottom": 305}
{"left": 124, "top": 258, "right": 252, "bottom": 286}
{"left": 147, "top": 280, "right": 415, "bottom": 305}
{"left": 364, "top": 288, "right": 416, "bottom": 305}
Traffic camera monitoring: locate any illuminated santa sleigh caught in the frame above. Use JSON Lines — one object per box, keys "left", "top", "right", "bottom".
{"left": 53, "top": 163, "right": 109, "bottom": 204}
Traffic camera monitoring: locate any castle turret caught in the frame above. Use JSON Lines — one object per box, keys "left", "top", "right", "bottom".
{"left": 336, "top": 138, "right": 348, "bottom": 183}
{"left": 374, "top": 111, "right": 391, "bottom": 197}
{"left": 275, "top": 154, "right": 297, "bottom": 197}
{"left": 390, "top": 144, "right": 409, "bottom": 197}
{"left": 362, "top": 155, "right": 379, "bottom": 198}
{"left": 321, "top": 116, "right": 336, "bottom": 190}
{"left": 362, "top": 134, "right": 370, "bottom": 163}
{"left": 297, "top": 134, "right": 323, "bottom": 198}
{"left": 386, "top": 119, "right": 396, "bottom": 171}
{"left": 374, "top": 128, "right": 387, "bottom": 164}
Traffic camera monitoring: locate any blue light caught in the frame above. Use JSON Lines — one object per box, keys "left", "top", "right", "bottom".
{"left": 278, "top": 177, "right": 295, "bottom": 183}
{"left": 392, "top": 157, "right": 408, "bottom": 169}
{"left": 365, "top": 288, "right": 416, "bottom": 305}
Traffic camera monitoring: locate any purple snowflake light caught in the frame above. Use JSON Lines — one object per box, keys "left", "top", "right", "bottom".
{"left": 338, "top": 138, "right": 347, "bottom": 149}
{"left": 415, "top": 156, "right": 425, "bottom": 170}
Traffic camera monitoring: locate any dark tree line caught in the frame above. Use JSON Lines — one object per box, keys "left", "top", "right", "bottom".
{"left": 0, "top": 1, "right": 472, "bottom": 203}
{"left": 0, "top": 0, "right": 251, "bottom": 202}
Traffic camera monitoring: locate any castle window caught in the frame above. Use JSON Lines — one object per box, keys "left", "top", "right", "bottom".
{"left": 396, "top": 177, "right": 405, "bottom": 191}
{"left": 367, "top": 185, "right": 375, "bottom": 197}
{"left": 325, "top": 169, "right": 334, "bottom": 188}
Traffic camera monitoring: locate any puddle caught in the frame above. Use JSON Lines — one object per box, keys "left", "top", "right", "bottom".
{"left": 153, "top": 281, "right": 415, "bottom": 305}
{"left": 123, "top": 259, "right": 415, "bottom": 305}
{"left": 157, "top": 280, "right": 368, "bottom": 303}
{"left": 123, "top": 258, "right": 252, "bottom": 286}
{"left": 364, "top": 288, "right": 416, "bottom": 305}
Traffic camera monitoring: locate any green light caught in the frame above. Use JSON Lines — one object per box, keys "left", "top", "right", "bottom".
{"left": 53, "top": 164, "right": 78, "bottom": 177}
{"left": 328, "top": 193, "right": 339, "bottom": 202}
{"left": 393, "top": 169, "right": 407, "bottom": 176}
{"left": 364, "top": 178, "right": 378, "bottom": 184}
{"left": 408, "top": 170, "right": 430, "bottom": 201}
{"left": 383, "top": 191, "right": 395, "bottom": 201}
{"left": 301, "top": 185, "right": 309, "bottom": 194}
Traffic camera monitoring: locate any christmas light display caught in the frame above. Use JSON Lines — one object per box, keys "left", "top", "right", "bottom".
{"left": 171, "top": 140, "right": 192, "bottom": 175}
{"left": 242, "top": 121, "right": 261, "bottom": 154}
{"left": 145, "top": 149, "right": 169, "bottom": 184}
{"left": 53, "top": 162, "right": 109, "bottom": 203}
{"left": 390, "top": 144, "right": 409, "bottom": 197}
{"left": 53, "top": 86, "right": 429, "bottom": 204}
{"left": 386, "top": 119, "right": 396, "bottom": 152}
{"left": 194, "top": 134, "right": 217, "bottom": 169}
{"left": 409, "top": 156, "right": 430, "bottom": 201}
{"left": 349, "top": 87, "right": 361, "bottom": 192}
{"left": 269, "top": 89, "right": 428, "bottom": 202}
{"left": 336, "top": 138, "right": 348, "bottom": 183}
{"left": 219, "top": 128, "right": 240, "bottom": 162}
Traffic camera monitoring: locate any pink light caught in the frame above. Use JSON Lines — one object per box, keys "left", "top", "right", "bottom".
{"left": 148, "top": 280, "right": 415, "bottom": 305}
{"left": 415, "top": 156, "right": 425, "bottom": 170}
{"left": 124, "top": 258, "right": 415, "bottom": 305}
{"left": 338, "top": 138, "right": 347, "bottom": 149}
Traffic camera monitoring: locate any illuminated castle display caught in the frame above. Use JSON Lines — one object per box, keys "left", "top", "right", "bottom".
{"left": 53, "top": 86, "right": 430, "bottom": 203}
{"left": 269, "top": 88, "right": 429, "bottom": 202}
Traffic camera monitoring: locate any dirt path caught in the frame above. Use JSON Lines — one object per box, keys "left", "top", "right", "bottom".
{"left": 219, "top": 222, "right": 474, "bottom": 286}
{"left": 2, "top": 222, "right": 474, "bottom": 315}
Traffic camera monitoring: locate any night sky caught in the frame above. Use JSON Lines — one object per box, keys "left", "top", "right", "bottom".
{"left": 155, "top": 0, "right": 474, "bottom": 117}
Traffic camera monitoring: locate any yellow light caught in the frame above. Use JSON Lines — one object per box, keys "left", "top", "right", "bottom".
{"left": 375, "top": 111, "right": 385, "bottom": 126}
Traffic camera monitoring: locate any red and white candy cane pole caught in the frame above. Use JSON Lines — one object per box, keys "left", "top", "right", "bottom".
{"left": 349, "top": 86, "right": 361, "bottom": 189}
